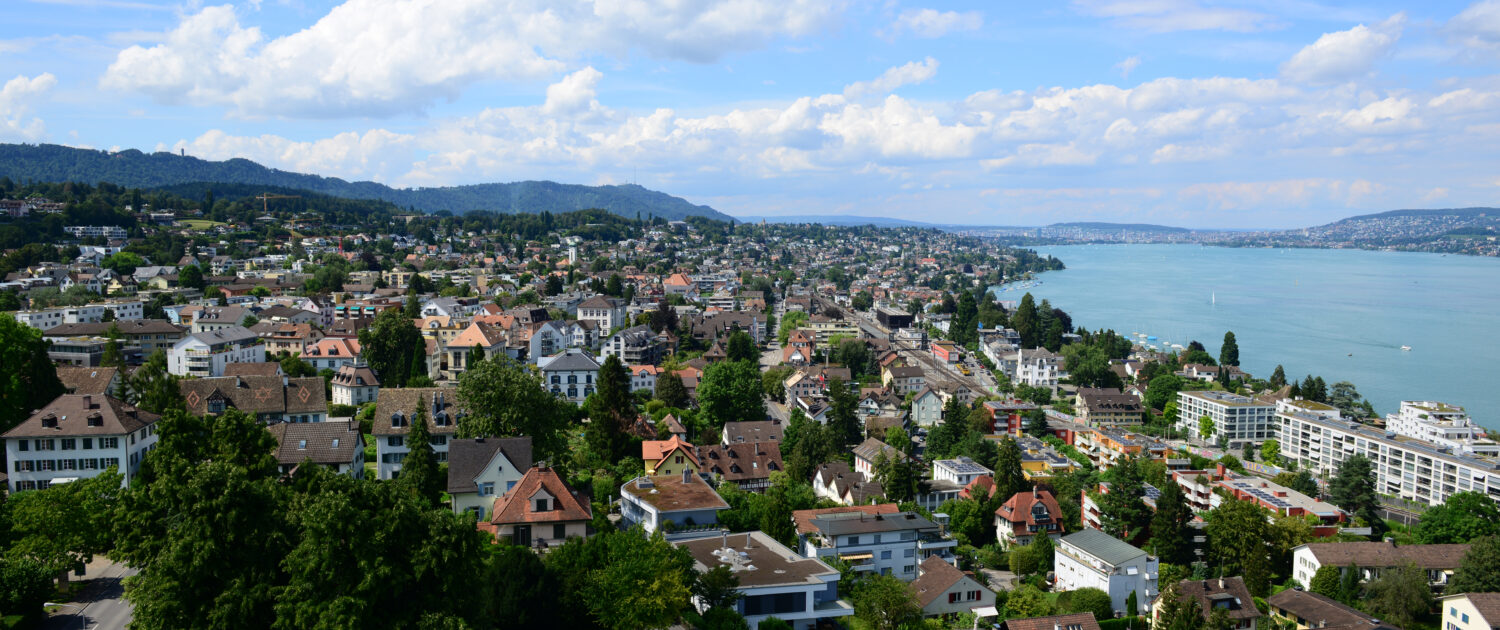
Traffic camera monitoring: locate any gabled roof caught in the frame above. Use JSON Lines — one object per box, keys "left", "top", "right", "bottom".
{"left": 539, "top": 349, "right": 601, "bottom": 372}
{"left": 488, "top": 466, "right": 592, "bottom": 526}
{"left": 179, "top": 375, "right": 327, "bottom": 415}
{"left": 446, "top": 436, "right": 533, "bottom": 494}
{"left": 267, "top": 420, "right": 362, "bottom": 467}
{"left": 55, "top": 366, "right": 119, "bottom": 395}
{"left": 643, "top": 436, "right": 699, "bottom": 467}
{"left": 1060, "top": 528, "right": 1148, "bottom": 567}
{"left": 4, "top": 394, "right": 159, "bottom": 438}
{"left": 223, "top": 362, "right": 283, "bottom": 377}
{"left": 371, "top": 387, "right": 464, "bottom": 436}
{"left": 996, "top": 488, "right": 1062, "bottom": 528}
{"left": 1298, "top": 540, "right": 1470, "bottom": 570}
{"left": 1004, "top": 613, "right": 1102, "bottom": 630}
{"left": 909, "top": 555, "right": 974, "bottom": 607}
{"left": 1168, "top": 577, "right": 1260, "bottom": 622}
{"left": 451, "top": 321, "right": 508, "bottom": 349}
{"left": 698, "top": 441, "right": 783, "bottom": 482}
{"left": 852, "top": 437, "right": 908, "bottom": 464}
{"left": 1266, "top": 590, "right": 1395, "bottom": 630}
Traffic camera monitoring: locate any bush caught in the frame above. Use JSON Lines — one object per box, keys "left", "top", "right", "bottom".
{"left": 328, "top": 404, "right": 358, "bottom": 418}
{"left": 1057, "top": 587, "right": 1113, "bottom": 620}
{"left": 1009, "top": 545, "right": 1039, "bottom": 575}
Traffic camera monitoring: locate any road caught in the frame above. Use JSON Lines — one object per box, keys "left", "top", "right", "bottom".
{"left": 45, "top": 559, "right": 134, "bottom": 630}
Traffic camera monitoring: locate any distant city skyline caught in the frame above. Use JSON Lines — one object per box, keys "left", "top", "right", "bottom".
{"left": 4, "top": 0, "right": 1500, "bottom": 228}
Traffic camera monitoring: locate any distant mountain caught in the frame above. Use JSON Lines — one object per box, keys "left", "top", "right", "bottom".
{"left": 1319, "top": 207, "right": 1499, "bottom": 225}
{"left": 737, "top": 214, "right": 962, "bottom": 228}
{"left": 1046, "top": 221, "right": 1191, "bottom": 233}
{"left": 0, "top": 143, "right": 732, "bottom": 221}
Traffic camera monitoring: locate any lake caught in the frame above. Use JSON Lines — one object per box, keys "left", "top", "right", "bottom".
{"left": 989, "top": 244, "right": 1500, "bottom": 430}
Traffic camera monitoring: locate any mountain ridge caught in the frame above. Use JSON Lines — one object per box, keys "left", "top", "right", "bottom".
{"left": 0, "top": 143, "right": 733, "bottom": 222}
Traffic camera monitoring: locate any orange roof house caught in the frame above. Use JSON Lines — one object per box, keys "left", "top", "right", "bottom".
{"left": 484, "top": 466, "right": 592, "bottom": 549}
{"left": 642, "top": 435, "right": 699, "bottom": 476}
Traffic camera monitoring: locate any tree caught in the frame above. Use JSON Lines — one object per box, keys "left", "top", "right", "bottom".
{"left": 1060, "top": 587, "right": 1114, "bottom": 620}
{"left": 1270, "top": 365, "right": 1287, "bottom": 388}
{"left": 278, "top": 353, "right": 316, "bottom": 378}
{"left": 1412, "top": 491, "right": 1500, "bottom": 544}
{"left": 1126, "top": 590, "right": 1139, "bottom": 618}
{"left": 1330, "top": 454, "right": 1384, "bottom": 538}
{"left": 873, "top": 452, "right": 920, "bottom": 502}
{"left": 830, "top": 338, "right": 871, "bottom": 379}
{"left": 1309, "top": 565, "right": 1342, "bottom": 600}
{"left": 725, "top": 330, "right": 758, "bottom": 363}
{"left": 1012, "top": 293, "right": 1040, "bottom": 348}
{"left": 1449, "top": 535, "right": 1500, "bottom": 594}
{"left": 0, "top": 555, "right": 53, "bottom": 622}
{"left": 1098, "top": 456, "right": 1152, "bottom": 545}
{"left": 825, "top": 377, "right": 860, "bottom": 447}
{"left": 649, "top": 300, "right": 678, "bottom": 333}
{"left": 124, "top": 350, "right": 184, "bottom": 414}
{"left": 1198, "top": 415, "right": 1214, "bottom": 442}
{"left": 1219, "top": 331, "right": 1239, "bottom": 366}
{"left": 179, "top": 263, "right": 205, "bottom": 289}
{"left": 693, "top": 564, "right": 745, "bottom": 611}
{"left": 1063, "top": 343, "right": 1121, "bottom": 389}
{"left": 1364, "top": 562, "right": 1433, "bottom": 630}
{"left": 0, "top": 314, "right": 65, "bottom": 432}
{"left": 585, "top": 354, "right": 635, "bottom": 464}
{"left": 400, "top": 397, "right": 444, "bottom": 506}
{"left": 700, "top": 608, "right": 750, "bottom": 630}
{"left": 1145, "top": 374, "right": 1187, "bottom": 412}
{"left": 697, "top": 360, "right": 765, "bottom": 426}
{"left": 993, "top": 437, "right": 1028, "bottom": 502}
{"left": 1005, "top": 585, "right": 1054, "bottom": 618}
{"left": 1205, "top": 497, "right": 1271, "bottom": 596}
{"left": 1327, "top": 381, "right": 1369, "bottom": 418}
{"left": 851, "top": 291, "right": 873, "bottom": 312}
{"left": 100, "top": 323, "right": 125, "bottom": 368}
{"left": 852, "top": 574, "right": 923, "bottom": 630}
{"left": 1151, "top": 481, "right": 1194, "bottom": 566}
{"left": 476, "top": 542, "right": 564, "bottom": 629}
{"left": 456, "top": 356, "right": 571, "bottom": 464}
{"left": 5, "top": 470, "right": 122, "bottom": 577}
{"left": 359, "top": 308, "right": 425, "bottom": 388}
{"left": 1339, "top": 562, "right": 1362, "bottom": 605}
{"left": 1023, "top": 408, "right": 1049, "bottom": 438}
{"left": 654, "top": 372, "right": 690, "bottom": 409}
{"left": 102, "top": 251, "right": 144, "bottom": 275}
{"left": 546, "top": 528, "right": 695, "bottom": 630}
{"left": 1260, "top": 439, "right": 1281, "bottom": 465}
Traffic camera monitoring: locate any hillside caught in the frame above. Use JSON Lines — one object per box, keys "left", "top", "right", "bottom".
{"left": 1326, "top": 207, "right": 1498, "bottom": 224}
{"left": 1046, "top": 221, "right": 1191, "bottom": 233}
{"left": 0, "top": 143, "right": 732, "bottom": 221}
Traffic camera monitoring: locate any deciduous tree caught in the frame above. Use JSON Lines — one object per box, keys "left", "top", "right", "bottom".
{"left": 1364, "top": 562, "right": 1432, "bottom": 630}
{"left": 456, "top": 355, "right": 571, "bottom": 464}
{"left": 0, "top": 314, "right": 64, "bottom": 432}
{"left": 697, "top": 360, "right": 765, "bottom": 425}
{"left": 1205, "top": 498, "right": 1271, "bottom": 596}
{"left": 1448, "top": 535, "right": 1500, "bottom": 594}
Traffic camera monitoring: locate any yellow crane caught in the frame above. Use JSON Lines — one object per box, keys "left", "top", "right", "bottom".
{"left": 255, "top": 193, "right": 300, "bottom": 215}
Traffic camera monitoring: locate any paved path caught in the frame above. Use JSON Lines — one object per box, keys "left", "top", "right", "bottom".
{"left": 44, "top": 559, "right": 135, "bottom": 630}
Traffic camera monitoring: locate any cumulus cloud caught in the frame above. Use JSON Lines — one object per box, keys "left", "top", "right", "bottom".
{"left": 164, "top": 128, "right": 416, "bottom": 182}
{"left": 1447, "top": 0, "right": 1500, "bottom": 55}
{"left": 1281, "top": 14, "right": 1405, "bottom": 83}
{"left": 0, "top": 73, "right": 57, "bottom": 141}
{"left": 1073, "top": 0, "right": 1277, "bottom": 33}
{"left": 101, "top": 0, "right": 841, "bottom": 117}
{"left": 843, "top": 58, "right": 940, "bottom": 100}
{"left": 883, "top": 8, "right": 983, "bottom": 39}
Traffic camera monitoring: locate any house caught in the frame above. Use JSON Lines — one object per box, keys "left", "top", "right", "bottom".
{"left": 909, "top": 555, "right": 996, "bottom": 617}
{"left": 179, "top": 376, "right": 328, "bottom": 423}
{"left": 663, "top": 273, "right": 693, "bottom": 296}
{"left": 529, "top": 320, "right": 591, "bottom": 360}
{"left": 445, "top": 322, "right": 509, "bottom": 378}
{"left": 1009, "top": 348, "right": 1066, "bottom": 388}
{"left": 372, "top": 388, "right": 463, "bottom": 480}
{"left": 784, "top": 369, "right": 822, "bottom": 401}
{"left": 266, "top": 420, "right": 364, "bottom": 478}
{"left": 1265, "top": 589, "right": 1398, "bottom": 630}
{"left": 192, "top": 306, "right": 253, "bottom": 332}
{"left": 1075, "top": 388, "right": 1144, "bottom": 427}
{"left": 482, "top": 465, "right": 592, "bottom": 550}
{"left": 330, "top": 362, "right": 381, "bottom": 406}
{"left": 55, "top": 366, "right": 121, "bottom": 396}
{"left": 1154, "top": 577, "right": 1261, "bottom": 630}
{"left": 1055, "top": 528, "right": 1160, "bottom": 614}
{"left": 810, "top": 461, "right": 886, "bottom": 505}
{"left": 1438, "top": 593, "right": 1500, "bottom": 630}
{"left": 1289, "top": 540, "right": 1470, "bottom": 592}
{"left": 1003, "top": 613, "right": 1102, "bottom": 630}
{"left": 447, "top": 436, "right": 533, "bottom": 521}
{"left": 167, "top": 326, "right": 266, "bottom": 377}
{"left": 259, "top": 323, "right": 324, "bottom": 355}
{"left": 723, "top": 421, "right": 784, "bottom": 446}
{"left": 910, "top": 387, "right": 945, "bottom": 426}
{"left": 852, "top": 437, "right": 908, "bottom": 482}
{"left": 628, "top": 364, "right": 660, "bottom": 393}
{"left": 601, "top": 325, "right": 665, "bottom": 365}
{"left": 675, "top": 531, "right": 854, "bottom": 630}
{"left": 258, "top": 305, "right": 321, "bottom": 326}
{"left": 620, "top": 470, "right": 731, "bottom": 535}
{"left": 642, "top": 436, "right": 699, "bottom": 476}
{"left": 995, "top": 488, "right": 1064, "bottom": 549}
{"left": 3, "top": 394, "right": 160, "bottom": 492}
{"left": 796, "top": 506, "right": 954, "bottom": 580}
{"left": 302, "top": 337, "right": 362, "bottom": 371}
{"left": 537, "top": 348, "right": 601, "bottom": 404}
{"left": 576, "top": 295, "right": 627, "bottom": 331}
{"left": 883, "top": 365, "right": 925, "bottom": 395}
{"left": 982, "top": 399, "right": 1039, "bottom": 435}
{"left": 933, "top": 456, "right": 992, "bottom": 487}
{"left": 699, "top": 441, "right": 783, "bottom": 492}
{"left": 42, "top": 319, "right": 186, "bottom": 355}
{"left": 783, "top": 329, "right": 814, "bottom": 365}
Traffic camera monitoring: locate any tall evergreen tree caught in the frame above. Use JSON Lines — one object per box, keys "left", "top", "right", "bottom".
{"left": 400, "top": 397, "right": 443, "bottom": 507}
{"left": 1098, "top": 457, "right": 1152, "bottom": 545}
{"left": 585, "top": 354, "right": 635, "bottom": 463}
{"left": 1330, "top": 454, "right": 1384, "bottom": 538}
{"left": 1013, "top": 293, "right": 1040, "bottom": 348}
{"left": 827, "top": 378, "right": 861, "bottom": 447}
{"left": 992, "top": 437, "right": 1028, "bottom": 502}
{"left": 1270, "top": 365, "right": 1287, "bottom": 388}
{"left": 1205, "top": 498, "right": 1272, "bottom": 597}
{"left": 1219, "top": 331, "right": 1239, "bottom": 366}
{"left": 1150, "top": 481, "right": 1194, "bottom": 566}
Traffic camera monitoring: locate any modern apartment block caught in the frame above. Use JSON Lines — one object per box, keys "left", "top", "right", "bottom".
{"left": 795, "top": 508, "right": 955, "bottom": 580}
{"left": 1384, "top": 401, "right": 1499, "bottom": 456}
{"left": 1275, "top": 399, "right": 1500, "bottom": 508}
{"left": 1176, "top": 390, "right": 1275, "bottom": 449}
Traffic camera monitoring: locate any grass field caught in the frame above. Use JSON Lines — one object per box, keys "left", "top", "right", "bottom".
{"left": 180, "top": 219, "right": 227, "bottom": 230}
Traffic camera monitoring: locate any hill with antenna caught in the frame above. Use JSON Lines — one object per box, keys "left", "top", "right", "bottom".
{"left": 0, "top": 143, "right": 733, "bottom": 222}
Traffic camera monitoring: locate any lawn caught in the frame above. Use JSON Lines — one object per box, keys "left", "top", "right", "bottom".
{"left": 180, "top": 219, "right": 227, "bottom": 230}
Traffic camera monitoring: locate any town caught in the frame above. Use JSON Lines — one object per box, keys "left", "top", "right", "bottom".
{"left": 0, "top": 187, "right": 1497, "bottom": 630}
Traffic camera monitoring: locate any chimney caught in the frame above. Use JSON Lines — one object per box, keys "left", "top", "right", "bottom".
{"left": 1218, "top": 577, "right": 1225, "bottom": 590}
{"left": 682, "top": 468, "right": 692, "bottom": 485}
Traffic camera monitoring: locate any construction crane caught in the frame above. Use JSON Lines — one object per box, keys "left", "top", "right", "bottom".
{"left": 255, "top": 193, "right": 301, "bottom": 253}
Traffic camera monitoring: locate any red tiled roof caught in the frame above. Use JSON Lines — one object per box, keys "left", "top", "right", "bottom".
{"left": 489, "top": 467, "right": 592, "bottom": 526}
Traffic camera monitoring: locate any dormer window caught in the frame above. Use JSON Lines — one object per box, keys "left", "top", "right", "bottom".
{"left": 534, "top": 498, "right": 551, "bottom": 512}
{"left": 391, "top": 412, "right": 405, "bottom": 427}
{"left": 40, "top": 414, "right": 58, "bottom": 428}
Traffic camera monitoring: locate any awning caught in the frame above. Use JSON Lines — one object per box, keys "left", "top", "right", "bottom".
{"left": 838, "top": 553, "right": 874, "bottom": 562}
{"left": 971, "top": 606, "right": 1000, "bottom": 618}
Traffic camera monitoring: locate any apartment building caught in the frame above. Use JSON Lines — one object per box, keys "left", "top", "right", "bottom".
{"left": 3, "top": 394, "right": 160, "bottom": 492}
{"left": 1275, "top": 399, "right": 1500, "bottom": 509}
{"left": 372, "top": 388, "right": 463, "bottom": 480}
{"left": 676, "top": 531, "right": 854, "bottom": 630}
{"left": 1176, "top": 390, "right": 1275, "bottom": 449}
{"left": 795, "top": 507, "right": 954, "bottom": 580}
{"left": 1055, "top": 528, "right": 1160, "bottom": 614}
{"left": 167, "top": 327, "right": 266, "bottom": 377}
{"left": 1385, "top": 401, "right": 1499, "bottom": 456}
{"left": 1075, "top": 388, "right": 1144, "bottom": 427}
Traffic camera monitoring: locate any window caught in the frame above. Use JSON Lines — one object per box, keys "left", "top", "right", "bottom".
{"left": 904, "top": 549, "right": 915, "bottom": 558}
{"left": 534, "top": 498, "right": 550, "bottom": 512}
{"left": 35, "top": 439, "right": 54, "bottom": 451}
{"left": 100, "top": 437, "right": 118, "bottom": 449}
{"left": 388, "top": 436, "right": 404, "bottom": 447}
{"left": 61, "top": 439, "right": 76, "bottom": 450}
{"left": 82, "top": 438, "right": 92, "bottom": 449}
{"left": 846, "top": 536, "right": 860, "bottom": 545}
{"left": 881, "top": 551, "right": 892, "bottom": 560}
{"left": 1463, "top": 615, "right": 1470, "bottom": 624}
{"left": 553, "top": 524, "right": 566, "bottom": 540}
{"left": 17, "top": 441, "right": 26, "bottom": 452}
{"left": 949, "top": 593, "right": 960, "bottom": 604}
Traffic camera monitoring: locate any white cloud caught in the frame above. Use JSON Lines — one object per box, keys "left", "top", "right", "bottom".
{"left": 542, "top": 67, "right": 604, "bottom": 116}
{"left": 0, "top": 73, "right": 57, "bottom": 142}
{"left": 843, "top": 58, "right": 940, "bottom": 100}
{"left": 102, "top": 0, "right": 842, "bottom": 117}
{"left": 1281, "top": 14, "right": 1405, "bottom": 83}
{"left": 164, "top": 128, "right": 416, "bottom": 183}
{"left": 1115, "top": 56, "right": 1141, "bottom": 79}
{"left": 884, "top": 8, "right": 983, "bottom": 39}
{"left": 1072, "top": 0, "right": 1278, "bottom": 33}
{"left": 1448, "top": 0, "right": 1500, "bottom": 55}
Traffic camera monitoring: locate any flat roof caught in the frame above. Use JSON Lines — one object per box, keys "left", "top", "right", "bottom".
{"left": 676, "top": 531, "right": 838, "bottom": 588}
{"left": 622, "top": 475, "right": 730, "bottom": 513}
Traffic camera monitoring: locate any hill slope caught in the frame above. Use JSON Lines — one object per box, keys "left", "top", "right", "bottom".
{"left": 0, "top": 143, "right": 732, "bottom": 221}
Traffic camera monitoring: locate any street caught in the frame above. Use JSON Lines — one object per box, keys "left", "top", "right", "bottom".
{"left": 45, "top": 559, "right": 135, "bottom": 630}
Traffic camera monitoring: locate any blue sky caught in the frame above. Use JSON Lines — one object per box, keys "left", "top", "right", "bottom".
{"left": 4, "top": 0, "right": 1500, "bottom": 228}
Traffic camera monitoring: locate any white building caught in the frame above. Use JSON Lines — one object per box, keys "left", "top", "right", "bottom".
{"left": 1010, "top": 348, "right": 1066, "bottom": 388}
{"left": 676, "top": 531, "right": 854, "bottom": 630}
{"left": 65, "top": 225, "right": 128, "bottom": 239}
{"left": 446, "top": 436, "right": 531, "bottom": 521}
{"left": 577, "top": 295, "right": 627, "bottom": 332}
{"left": 620, "top": 471, "right": 731, "bottom": 535}
{"left": 167, "top": 327, "right": 266, "bottom": 377}
{"left": 932, "top": 457, "right": 993, "bottom": 487}
{"left": 372, "top": 388, "right": 462, "bottom": 480}
{"left": 1275, "top": 399, "right": 1500, "bottom": 509}
{"left": 1055, "top": 528, "right": 1159, "bottom": 615}
{"left": 3, "top": 394, "right": 160, "bottom": 492}
{"left": 797, "top": 508, "right": 955, "bottom": 580}
{"left": 1385, "top": 401, "right": 1499, "bottom": 456}
{"left": 1439, "top": 593, "right": 1500, "bottom": 630}
{"left": 330, "top": 363, "right": 380, "bottom": 406}
{"left": 537, "top": 348, "right": 601, "bottom": 405}
{"left": 1176, "top": 390, "right": 1275, "bottom": 449}
{"left": 12, "top": 301, "right": 141, "bottom": 329}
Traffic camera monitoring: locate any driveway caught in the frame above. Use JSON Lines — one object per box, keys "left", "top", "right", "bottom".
{"left": 979, "top": 567, "right": 1019, "bottom": 591}
{"left": 45, "top": 558, "right": 135, "bottom": 630}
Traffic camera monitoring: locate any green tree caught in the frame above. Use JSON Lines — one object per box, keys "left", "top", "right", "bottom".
{"left": 759, "top": 472, "right": 803, "bottom": 546}
{"left": 1363, "top": 562, "right": 1433, "bottom": 630}
{"left": 1309, "top": 565, "right": 1342, "bottom": 600}
{"left": 5, "top": 469, "right": 122, "bottom": 577}
{"left": 545, "top": 528, "right": 695, "bottom": 630}
{"left": 1219, "top": 331, "right": 1239, "bottom": 366}
{"left": 1060, "top": 587, "right": 1114, "bottom": 620}
{"left": 776, "top": 310, "right": 808, "bottom": 345}
{"left": 1012, "top": 293, "right": 1040, "bottom": 348}
{"left": 278, "top": 353, "right": 317, "bottom": 378}
{"left": 1198, "top": 415, "right": 1214, "bottom": 442}
{"left": 654, "top": 372, "right": 690, "bottom": 409}
{"left": 725, "top": 330, "right": 758, "bottom": 363}
{"left": 585, "top": 354, "right": 635, "bottom": 464}
{"left": 359, "top": 308, "right": 425, "bottom": 388}
{"left": 1260, "top": 439, "right": 1281, "bottom": 465}
{"left": 851, "top": 574, "right": 923, "bottom": 630}
{"left": 125, "top": 350, "right": 185, "bottom": 414}
{"left": 1205, "top": 498, "right": 1271, "bottom": 596}
{"left": 0, "top": 314, "right": 65, "bottom": 432}
{"left": 456, "top": 356, "right": 571, "bottom": 464}
{"left": 1145, "top": 374, "right": 1187, "bottom": 412}
{"left": 693, "top": 564, "right": 745, "bottom": 611}
{"left": 178, "top": 263, "right": 205, "bottom": 289}
{"left": 1269, "top": 365, "right": 1287, "bottom": 388}
{"left": 993, "top": 437, "right": 1028, "bottom": 502}
{"left": 826, "top": 377, "right": 860, "bottom": 447}
{"left": 1126, "top": 590, "right": 1139, "bottom": 618}
{"left": 1330, "top": 454, "right": 1384, "bottom": 539}
{"left": 1151, "top": 481, "right": 1195, "bottom": 566}
{"left": 100, "top": 324, "right": 126, "bottom": 369}
{"left": 1449, "top": 535, "right": 1500, "bottom": 594}
{"left": 1099, "top": 456, "right": 1152, "bottom": 545}
{"left": 1339, "top": 562, "right": 1362, "bottom": 605}
{"left": 697, "top": 360, "right": 765, "bottom": 425}
{"left": 476, "top": 542, "right": 564, "bottom": 629}
{"left": 1005, "top": 584, "right": 1055, "bottom": 618}
{"left": 851, "top": 291, "right": 873, "bottom": 312}
{"left": 400, "top": 397, "right": 444, "bottom": 506}
{"left": 0, "top": 555, "right": 53, "bottom": 622}
{"left": 1415, "top": 491, "right": 1500, "bottom": 544}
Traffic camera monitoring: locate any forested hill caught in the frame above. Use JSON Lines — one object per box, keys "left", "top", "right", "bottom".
{"left": 0, "top": 143, "right": 732, "bottom": 221}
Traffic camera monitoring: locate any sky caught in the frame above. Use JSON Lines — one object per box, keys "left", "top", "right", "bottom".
{"left": 4, "top": 1, "right": 1500, "bottom": 228}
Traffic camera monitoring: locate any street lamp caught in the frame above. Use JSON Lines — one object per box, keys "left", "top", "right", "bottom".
{"left": 44, "top": 602, "right": 87, "bottom": 630}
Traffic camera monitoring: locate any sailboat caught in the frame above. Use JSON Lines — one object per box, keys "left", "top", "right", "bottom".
{"left": 1212, "top": 291, "right": 1216, "bottom": 305}
{"left": 1401, "top": 345, "right": 1412, "bottom": 351}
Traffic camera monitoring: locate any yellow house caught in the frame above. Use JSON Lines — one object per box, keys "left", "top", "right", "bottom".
{"left": 642, "top": 436, "right": 699, "bottom": 476}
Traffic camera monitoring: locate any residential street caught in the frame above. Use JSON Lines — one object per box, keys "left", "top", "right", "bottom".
{"left": 45, "top": 559, "right": 135, "bottom": 630}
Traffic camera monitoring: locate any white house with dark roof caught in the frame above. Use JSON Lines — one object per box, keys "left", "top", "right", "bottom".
{"left": 3, "top": 394, "right": 160, "bottom": 492}
{"left": 330, "top": 362, "right": 380, "bottom": 406}
{"left": 620, "top": 470, "right": 731, "bottom": 535}
{"left": 909, "top": 555, "right": 996, "bottom": 617}
{"left": 537, "top": 348, "right": 601, "bottom": 404}
{"left": 266, "top": 420, "right": 364, "bottom": 478}
{"left": 446, "top": 436, "right": 532, "bottom": 521}
{"left": 371, "top": 387, "right": 464, "bottom": 480}
{"left": 675, "top": 531, "right": 854, "bottom": 630}
{"left": 577, "top": 295, "right": 627, "bottom": 332}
